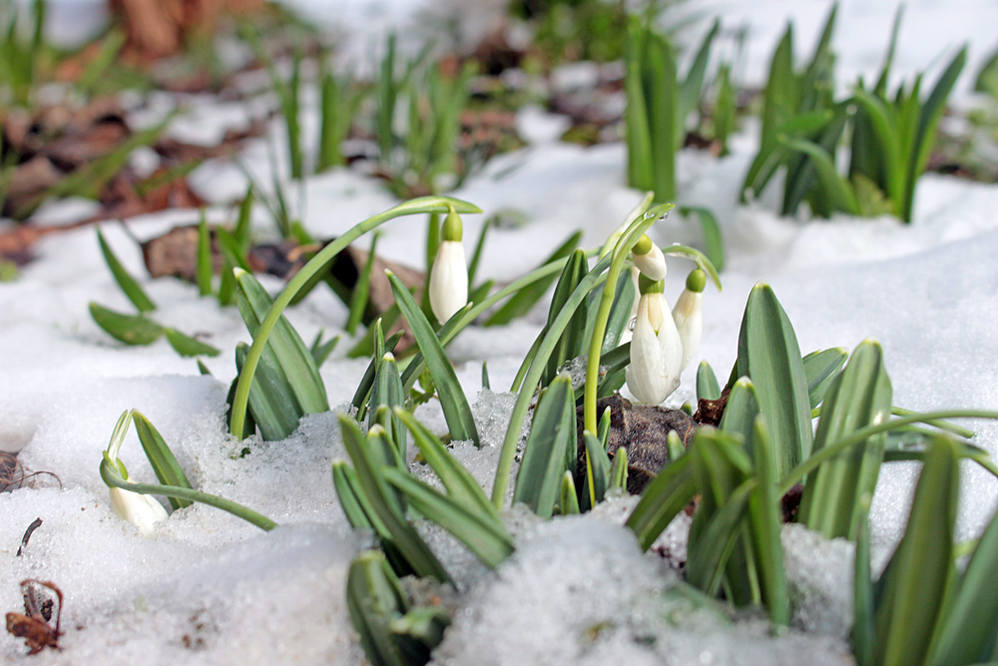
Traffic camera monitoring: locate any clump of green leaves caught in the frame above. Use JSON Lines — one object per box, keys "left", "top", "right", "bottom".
{"left": 743, "top": 5, "right": 966, "bottom": 222}
{"left": 625, "top": 16, "right": 718, "bottom": 205}
{"left": 0, "top": 0, "right": 48, "bottom": 108}
{"left": 373, "top": 35, "right": 476, "bottom": 198}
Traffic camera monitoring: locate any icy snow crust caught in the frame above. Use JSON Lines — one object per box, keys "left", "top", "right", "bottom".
{"left": 2, "top": 0, "right": 998, "bottom": 663}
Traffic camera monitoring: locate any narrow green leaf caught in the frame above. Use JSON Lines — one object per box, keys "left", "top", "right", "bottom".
{"left": 746, "top": 418, "right": 789, "bottom": 625}
{"left": 851, "top": 497, "right": 875, "bottom": 666}
{"left": 696, "top": 361, "right": 721, "bottom": 401}
{"left": 874, "top": 436, "right": 959, "bottom": 666}
{"left": 234, "top": 268, "right": 329, "bottom": 414}
{"left": 481, "top": 361, "right": 490, "bottom": 390}
{"left": 514, "top": 376, "right": 576, "bottom": 517}
{"left": 196, "top": 211, "right": 213, "bottom": 296}
{"left": 719, "top": 377, "right": 760, "bottom": 457}
{"left": 382, "top": 467, "right": 515, "bottom": 569}
{"left": 678, "top": 205, "right": 725, "bottom": 273}
{"left": 219, "top": 185, "right": 255, "bottom": 305}
{"left": 332, "top": 461, "right": 376, "bottom": 532}
{"left": 800, "top": 340, "right": 892, "bottom": 540}
{"left": 626, "top": 453, "right": 696, "bottom": 551}
{"left": 132, "top": 411, "right": 193, "bottom": 510}
{"left": 339, "top": 415, "right": 450, "bottom": 582}
{"left": 387, "top": 271, "right": 479, "bottom": 445}
{"left": 734, "top": 284, "right": 813, "bottom": 478}
{"left": 395, "top": 408, "right": 498, "bottom": 523}
{"left": 347, "top": 231, "right": 379, "bottom": 336}
{"left": 467, "top": 218, "right": 490, "bottom": 287}
{"left": 559, "top": 470, "right": 580, "bottom": 515}
{"left": 780, "top": 137, "right": 860, "bottom": 215}
{"left": 610, "top": 447, "right": 628, "bottom": 492}
{"left": 346, "top": 550, "right": 410, "bottom": 666}
{"left": 678, "top": 19, "right": 720, "bottom": 129}
{"left": 351, "top": 328, "right": 404, "bottom": 417}
{"left": 582, "top": 430, "right": 611, "bottom": 511}
{"left": 309, "top": 330, "right": 340, "bottom": 367}
{"left": 687, "top": 478, "right": 756, "bottom": 597}
{"left": 89, "top": 302, "right": 163, "bottom": 345}
{"left": 926, "top": 504, "right": 998, "bottom": 665}
{"left": 96, "top": 229, "right": 156, "bottom": 313}
{"left": 164, "top": 328, "right": 220, "bottom": 357}
{"left": 233, "top": 342, "right": 299, "bottom": 441}
{"left": 803, "top": 347, "right": 848, "bottom": 408}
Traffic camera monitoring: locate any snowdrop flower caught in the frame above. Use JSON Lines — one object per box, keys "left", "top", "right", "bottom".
{"left": 626, "top": 276, "right": 683, "bottom": 405}
{"left": 108, "top": 479, "right": 169, "bottom": 536}
{"left": 631, "top": 234, "right": 667, "bottom": 281}
{"left": 672, "top": 268, "right": 706, "bottom": 372}
{"left": 103, "top": 412, "right": 167, "bottom": 535}
{"left": 428, "top": 207, "right": 468, "bottom": 323}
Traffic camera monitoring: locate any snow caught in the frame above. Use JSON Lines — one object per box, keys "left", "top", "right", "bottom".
{"left": 3, "top": 0, "right": 998, "bottom": 663}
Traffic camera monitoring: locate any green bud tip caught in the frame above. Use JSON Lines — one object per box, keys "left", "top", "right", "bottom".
{"left": 638, "top": 274, "right": 665, "bottom": 294}
{"left": 632, "top": 234, "right": 653, "bottom": 256}
{"left": 442, "top": 206, "right": 463, "bottom": 242}
{"left": 686, "top": 269, "right": 706, "bottom": 293}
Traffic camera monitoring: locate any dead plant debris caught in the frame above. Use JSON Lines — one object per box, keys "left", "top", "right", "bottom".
{"left": 5, "top": 580, "right": 64, "bottom": 655}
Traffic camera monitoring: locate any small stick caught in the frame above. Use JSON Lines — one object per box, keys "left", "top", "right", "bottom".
{"left": 16, "top": 518, "right": 43, "bottom": 557}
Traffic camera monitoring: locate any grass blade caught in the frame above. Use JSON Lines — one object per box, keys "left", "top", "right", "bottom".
{"left": 696, "top": 361, "right": 721, "bottom": 401}
{"left": 383, "top": 467, "right": 514, "bottom": 569}
{"left": 96, "top": 229, "right": 156, "bottom": 313}
{"left": 234, "top": 268, "right": 329, "bottom": 414}
{"left": 733, "top": 284, "right": 813, "bottom": 478}
{"left": 626, "top": 453, "right": 696, "bottom": 550}
{"left": 387, "top": 271, "right": 479, "bottom": 445}
{"left": 339, "top": 415, "right": 450, "bottom": 582}
{"left": 164, "top": 328, "right": 220, "bottom": 357}
{"left": 513, "top": 376, "right": 576, "bottom": 517}
{"left": 132, "top": 411, "right": 193, "bottom": 510}
{"left": 395, "top": 408, "right": 497, "bottom": 523}
{"left": 196, "top": 211, "right": 212, "bottom": 296}
{"left": 89, "top": 302, "right": 163, "bottom": 345}
{"left": 874, "top": 436, "right": 959, "bottom": 666}
{"left": 803, "top": 347, "right": 848, "bottom": 408}
{"left": 800, "top": 340, "right": 892, "bottom": 540}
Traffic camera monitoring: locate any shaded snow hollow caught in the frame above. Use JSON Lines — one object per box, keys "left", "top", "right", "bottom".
{"left": 2, "top": 0, "right": 998, "bottom": 663}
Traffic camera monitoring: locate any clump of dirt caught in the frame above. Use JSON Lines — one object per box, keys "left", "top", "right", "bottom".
{"left": 575, "top": 394, "right": 697, "bottom": 494}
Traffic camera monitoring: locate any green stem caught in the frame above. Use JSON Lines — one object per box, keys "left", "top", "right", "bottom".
{"left": 583, "top": 208, "right": 667, "bottom": 433}
{"left": 100, "top": 461, "right": 277, "bottom": 531}
{"left": 778, "top": 409, "right": 998, "bottom": 496}
{"left": 228, "top": 196, "right": 480, "bottom": 439}
{"left": 491, "top": 256, "right": 613, "bottom": 510}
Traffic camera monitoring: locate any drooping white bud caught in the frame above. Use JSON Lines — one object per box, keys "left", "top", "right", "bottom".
{"left": 626, "top": 287, "right": 683, "bottom": 405}
{"left": 102, "top": 409, "right": 167, "bottom": 535}
{"left": 428, "top": 207, "right": 468, "bottom": 323}
{"left": 672, "top": 269, "right": 705, "bottom": 372}
{"left": 109, "top": 484, "right": 168, "bottom": 535}
{"left": 631, "top": 235, "right": 667, "bottom": 281}
{"left": 428, "top": 240, "right": 468, "bottom": 323}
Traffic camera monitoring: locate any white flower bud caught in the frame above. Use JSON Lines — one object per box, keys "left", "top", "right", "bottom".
{"left": 632, "top": 237, "right": 667, "bottom": 281}
{"left": 428, "top": 240, "right": 468, "bottom": 323}
{"left": 626, "top": 292, "right": 683, "bottom": 405}
{"left": 109, "top": 483, "right": 168, "bottom": 535}
{"left": 672, "top": 269, "right": 705, "bottom": 372}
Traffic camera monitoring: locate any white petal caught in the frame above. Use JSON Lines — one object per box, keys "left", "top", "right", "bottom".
{"left": 672, "top": 290, "right": 702, "bottom": 372}
{"left": 110, "top": 486, "right": 168, "bottom": 535}
{"left": 626, "top": 295, "right": 669, "bottom": 404}
{"left": 428, "top": 241, "right": 468, "bottom": 323}
{"left": 656, "top": 300, "right": 684, "bottom": 397}
{"left": 633, "top": 243, "right": 667, "bottom": 281}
